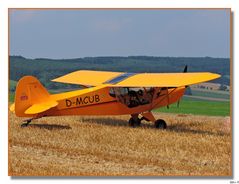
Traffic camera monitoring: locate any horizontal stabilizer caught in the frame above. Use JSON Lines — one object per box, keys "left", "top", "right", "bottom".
{"left": 10, "top": 103, "right": 15, "bottom": 112}
{"left": 25, "top": 101, "right": 58, "bottom": 115}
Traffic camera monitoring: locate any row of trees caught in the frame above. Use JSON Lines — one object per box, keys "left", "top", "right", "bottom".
{"left": 10, "top": 55, "right": 230, "bottom": 90}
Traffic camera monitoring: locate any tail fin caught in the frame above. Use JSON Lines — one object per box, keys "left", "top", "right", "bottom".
{"left": 12, "top": 76, "right": 57, "bottom": 117}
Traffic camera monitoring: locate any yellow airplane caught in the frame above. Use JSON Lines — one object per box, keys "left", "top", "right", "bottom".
{"left": 10, "top": 67, "right": 220, "bottom": 128}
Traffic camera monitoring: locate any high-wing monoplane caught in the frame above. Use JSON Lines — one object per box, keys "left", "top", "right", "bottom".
{"left": 10, "top": 67, "right": 220, "bottom": 128}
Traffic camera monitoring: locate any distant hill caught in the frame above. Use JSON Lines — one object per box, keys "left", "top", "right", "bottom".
{"left": 9, "top": 55, "right": 230, "bottom": 89}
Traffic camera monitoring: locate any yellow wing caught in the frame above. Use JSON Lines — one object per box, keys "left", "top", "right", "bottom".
{"left": 52, "top": 70, "right": 220, "bottom": 87}
{"left": 52, "top": 70, "right": 123, "bottom": 86}
{"left": 110, "top": 72, "right": 220, "bottom": 87}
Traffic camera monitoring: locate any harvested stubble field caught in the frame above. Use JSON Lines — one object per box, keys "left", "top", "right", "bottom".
{"left": 9, "top": 112, "right": 231, "bottom": 176}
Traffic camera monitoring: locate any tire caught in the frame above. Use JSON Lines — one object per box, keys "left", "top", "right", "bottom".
{"left": 128, "top": 117, "right": 141, "bottom": 127}
{"left": 155, "top": 119, "right": 167, "bottom": 129}
{"left": 129, "top": 117, "right": 135, "bottom": 127}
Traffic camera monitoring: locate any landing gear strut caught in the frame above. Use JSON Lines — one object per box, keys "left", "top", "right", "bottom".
{"left": 128, "top": 112, "right": 167, "bottom": 129}
{"left": 128, "top": 114, "right": 141, "bottom": 127}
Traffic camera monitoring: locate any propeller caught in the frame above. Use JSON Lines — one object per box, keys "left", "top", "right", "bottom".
{"left": 183, "top": 65, "right": 188, "bottom": 73}
{"left": 177, "top": 65, "right": 188, "bottom": 108}
{"left": 168, "top": 66, "right": 188, "bottom": 109}
{"left": 183, "top": 65, "right": 189, "bottom": 89}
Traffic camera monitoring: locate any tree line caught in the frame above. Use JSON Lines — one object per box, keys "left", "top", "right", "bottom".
{"left": 10, "top": 55, "right": 230, "bottom": 90}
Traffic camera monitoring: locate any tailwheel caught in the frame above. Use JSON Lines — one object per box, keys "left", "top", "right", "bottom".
{"left": 128, "top": 117, "right": 141, "bottom": 127}
{"left": 154, "top": 119, "right": 167, "bottom": 129}
{"left": 21, "top": 119, "right": 32, "bottom": 128}
{"left": 20, "top": 116, "right": 44, "bottom": 128}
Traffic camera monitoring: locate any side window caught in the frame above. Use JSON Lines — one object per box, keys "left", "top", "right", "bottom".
{"left": 109, "top": 87, "right": 155, "bottom": 107}
{"left": 109, "top": 87, "right": 129, "bottom": 97}
{"left": 119, "top": 87, "right": 128, "bottom": 95}
{"left": 109, "top": 88, "right": 116, "bottom": 97}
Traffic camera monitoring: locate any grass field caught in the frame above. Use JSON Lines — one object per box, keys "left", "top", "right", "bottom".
{"left": 9, "top": 112, "right": 231, "bottom": 176}
{"left": 155, "top": 97, "right": 230, "bottom": 116}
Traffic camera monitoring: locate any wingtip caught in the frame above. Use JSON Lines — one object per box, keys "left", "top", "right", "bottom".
{"left": 214, "top": 73, "right": 221, "bottom": 79}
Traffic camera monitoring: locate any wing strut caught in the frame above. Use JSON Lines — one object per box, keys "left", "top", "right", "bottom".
{"left": 166, "top": 87, "right": 169, "bottom": 109}
{"left": 150, "top": 87, "right": 177, "bottom": 110}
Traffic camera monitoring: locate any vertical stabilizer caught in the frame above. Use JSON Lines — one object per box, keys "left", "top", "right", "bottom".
{"left": 13, "top": 76, "right": 51, "bottom": 117}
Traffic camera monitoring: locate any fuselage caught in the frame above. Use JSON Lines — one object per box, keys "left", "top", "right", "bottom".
{"left": 43, "top": 85, "right": 186, "bottom": 117}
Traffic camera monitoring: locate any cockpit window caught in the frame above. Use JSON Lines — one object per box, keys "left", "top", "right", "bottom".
{"left": 109, "top": 88, "right": 116, "bottom": 97}
{"left": 109, "top": 87, "right": 154, "bottom": 108}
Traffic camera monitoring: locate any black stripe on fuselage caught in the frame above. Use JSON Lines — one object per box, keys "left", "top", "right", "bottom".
{"left": 104, "top": 72, "right": 136, "bottom": 84}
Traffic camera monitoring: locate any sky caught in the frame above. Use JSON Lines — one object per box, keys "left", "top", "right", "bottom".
{"left": 10, "top": 9, "right": 230, "bottom": 59}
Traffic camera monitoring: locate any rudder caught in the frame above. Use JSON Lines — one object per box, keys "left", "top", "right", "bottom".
{"left": 14, "top": 76, "right": 51, "bottom": 117}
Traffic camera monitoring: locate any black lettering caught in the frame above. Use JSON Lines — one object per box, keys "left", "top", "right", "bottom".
{"left": 95, "top": 95, "right": 100, "bottom": 102}
{"left": 83, "top": 96, "right": 89, "bottom": 104}
{"left": 75, "top": 98, "right": 81, "bottom": 105}
{"left": 68, "top": 95, "right": 100, "bottom": 107}
{"left": 89, "top": 96, "right": 94, "bottom": 103}
{"left": 65, "top": 99, "right": 72, "bottom": 107}
{"left": 77, "top": 97, "right": 83, "bottom": 105}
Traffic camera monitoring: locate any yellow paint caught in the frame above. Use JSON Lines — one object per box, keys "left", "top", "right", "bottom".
{"left": 10, "top": 103, "right": 15, "bottom": 112}
{"left": 114, "top": 72, "right": 221, "bottom": 87}
{"left": 25, "top": 101, "right": 58, "bottom": 115}
{"left": 52, "top": 70, "right": 123, "bottom": 86}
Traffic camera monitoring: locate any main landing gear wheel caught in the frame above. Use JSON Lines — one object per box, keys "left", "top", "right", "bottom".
{"left": 128, "top": 117, "right": 141, "bottom": 127}
{"left": 154, "top": 119, "right": 167, "bottom": 129}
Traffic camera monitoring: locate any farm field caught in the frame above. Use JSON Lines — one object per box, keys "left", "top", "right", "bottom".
{"left": 9, "top": 53, "right": 231, "bottom": 176}
{"left": 9, "top": 112, "right": 231, "bottom": 176}
{"left": 190, "top": 89, "right": 230, "bottom": 100}
{"left": 156, "top": 97, "right": 230, "bottom": 116}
